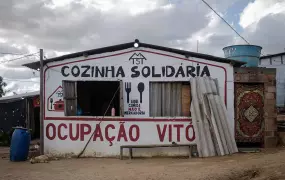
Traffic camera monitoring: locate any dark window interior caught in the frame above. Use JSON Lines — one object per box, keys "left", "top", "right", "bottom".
{"left": 77, "top": 81, "right": 120, "bottom": 116}
{"left": 33, "top": 107, "right": 40, "bottom": 139}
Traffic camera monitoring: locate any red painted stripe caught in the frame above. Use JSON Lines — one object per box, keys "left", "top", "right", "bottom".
{"left": 44, "top": 117, "right": 192, "bottom": 122}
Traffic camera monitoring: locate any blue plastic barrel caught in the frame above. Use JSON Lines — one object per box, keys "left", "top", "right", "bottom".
{"left": 10, "top": 127, "right": 31, "bottom": 162}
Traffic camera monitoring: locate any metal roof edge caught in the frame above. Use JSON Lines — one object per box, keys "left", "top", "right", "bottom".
{"left": 23, "top": 40, "right": 245, "bottom": 70}
{"left": 222, "top": 44, "right": 262, "bottom": 50}
{"left": 140, "top": 43, "right": 245, "bottom": 67}
{"left": 0, "top": 91, "right": 39, "bottom": 103}
{"left": 260, "top": 52, "right": 285, "bottom": 59}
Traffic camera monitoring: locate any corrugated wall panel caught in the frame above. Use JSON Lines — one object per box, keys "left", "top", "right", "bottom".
{"left": 190, "top": 77, "right": 238, "bottom": 157}
{"left": 0, "top": 100, "right": 26, "bottom": 133}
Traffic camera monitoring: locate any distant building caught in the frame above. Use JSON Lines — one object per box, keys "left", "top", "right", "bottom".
{"left": 0, "top": 91, "right": 40, "bottom": 140}
{"left": 259, "top": 52, "right": 285, "bottom": 113}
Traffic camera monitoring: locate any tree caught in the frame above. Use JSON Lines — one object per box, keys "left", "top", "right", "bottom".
{"left": 0, "top": 76, "right": 7, "bottom": 98}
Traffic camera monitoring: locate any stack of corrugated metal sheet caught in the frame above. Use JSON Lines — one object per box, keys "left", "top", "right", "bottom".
{"left": 190, "top": 77, "right": 238, "bottom": 157}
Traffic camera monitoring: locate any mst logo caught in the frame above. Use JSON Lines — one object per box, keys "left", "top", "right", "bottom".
{"left": 129, "top": 53, "right": 146, "bottom": 65}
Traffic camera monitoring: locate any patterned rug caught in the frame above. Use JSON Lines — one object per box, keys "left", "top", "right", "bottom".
{"left": 235, "top": 83, "right": 264, "bottom": 143}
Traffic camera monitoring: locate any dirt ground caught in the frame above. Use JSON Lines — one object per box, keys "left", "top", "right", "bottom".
{"left": 1, "top": 148, "right": 285, "bottom": 180}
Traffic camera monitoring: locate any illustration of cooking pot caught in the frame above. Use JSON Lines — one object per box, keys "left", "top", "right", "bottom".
{"left": 53, "top": 99, "right": 64, "bottom": 111}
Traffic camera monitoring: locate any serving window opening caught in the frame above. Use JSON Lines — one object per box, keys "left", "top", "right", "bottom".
{"left": 149, "top": 82, "right": 191, "bottom": 117}
{"left": 63, "top": 81, "right": 123, "bottom": 117}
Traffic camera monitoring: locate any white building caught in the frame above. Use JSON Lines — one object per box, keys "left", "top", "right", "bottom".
{"left": 259, "top": 52, "right": 285, "bottom": 113}
{"left": 24, "top": 40, "right": 243, "bottom": 157}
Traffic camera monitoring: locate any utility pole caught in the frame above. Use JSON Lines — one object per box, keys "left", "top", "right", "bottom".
{"left": 39, "top": 49, "right": 44, "bottom": 155}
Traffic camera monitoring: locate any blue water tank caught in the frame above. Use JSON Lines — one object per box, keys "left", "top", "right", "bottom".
{"left": 10, "top": 127, "right": 31, "bottom": 162}
{"left": 223, "top": 45, "right": 262, "bottom": 67}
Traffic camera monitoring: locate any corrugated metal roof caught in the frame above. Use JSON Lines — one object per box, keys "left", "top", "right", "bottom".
{"left": 23, "top": 40, "right": 245, "bottom": 70}
{"left": 0, "top": 91, "right": 39, "bottom": 103}
{"left": 260, "top": 52, "right": 285, "bottom": 59}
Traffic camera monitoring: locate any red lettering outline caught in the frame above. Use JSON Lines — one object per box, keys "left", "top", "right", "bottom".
{"left": 117, "top": 123, "right": 128, "bottom": 142}
{"left": 129, "top": 125, "right": 140, "bottom": 142}
{"left": 173, "top": 124, "right": 183, "bottom": 142}
{"left": 186, "top": 124, "right": 195, "bottom": 142}
{"left": 80, "top": 124, "right": 91, "bottom": 141}
{"left": 46, "top": 123, "right": 56, "bottom": 140}
{"left": 58, "top": 123, "right": 67, "bottom": 140}
{"left": 69, "top": 123, "right": 80, "bottom": 141}
{"left": 93, "top": 124, "right": 103, "bottom": 141}
{"left": 156, "top": 124, "right": 167, "bottom": 142}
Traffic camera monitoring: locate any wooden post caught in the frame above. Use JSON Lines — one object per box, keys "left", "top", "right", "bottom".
{"left": 129, "top": 148, "right": 133, "bottom": 159}
{"left": 40, "top": 49, "right": 44, "bottom": 155}
{"left": 25, "top": 98, "right": 30, "bottom": 130}
{"left": 120, "top": 147, "right": 123, "bottom": 160}
{"left": 189, "top": 145, "right": 192, "bottom": 158}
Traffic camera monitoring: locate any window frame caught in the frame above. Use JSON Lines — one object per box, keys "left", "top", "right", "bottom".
{"left": 62, "top": 80, "right": 124, "bottom": 117}
{"left": 149, "top": 81, "right": 191, "bottom": 118}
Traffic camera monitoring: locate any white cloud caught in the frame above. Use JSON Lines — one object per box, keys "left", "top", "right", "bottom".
{"left": 240, "top": 0, "right": 285, "bottom": 29}
{"left": 237, "top": 0, "right": 285, "bottom": 55}
{"left": 183, "top": 11, "right": 237, "bottom": 57}
{"left": 4, "top": 80, "right": 40, "bottom": 96}
{"left": 0, "top": 0, "right": 245, "bottom": 95}
{"left": 1, "top": 0, "right": 284, "bottom": 87}
{"left": 50, "top": 0, "right": 167, "bottom": 15}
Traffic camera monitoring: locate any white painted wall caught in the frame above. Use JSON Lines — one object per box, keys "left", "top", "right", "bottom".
{"left": 43, "top": 47, "right": 235, "bottom": 157}
{"left": 259, "top": 56, "right": 285, "bottom": 107}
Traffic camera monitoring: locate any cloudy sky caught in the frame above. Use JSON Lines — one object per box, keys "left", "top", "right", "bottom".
{"left": 0, "top": 0, "right": 285, "bottom": 96}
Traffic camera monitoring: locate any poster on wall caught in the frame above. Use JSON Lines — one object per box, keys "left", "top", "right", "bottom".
{"left": 33, "top": 96, "right": 40, "bottom": 107}
{"left": 124, "top": 81, "right": 146, "bottom": 116}
{"left": 47, "top": 86, "right": 64, "bottom": 112}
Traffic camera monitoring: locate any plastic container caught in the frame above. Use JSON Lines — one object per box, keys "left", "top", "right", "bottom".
{"left": 10, "top": 127, "right": 31, "bottom": 162}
